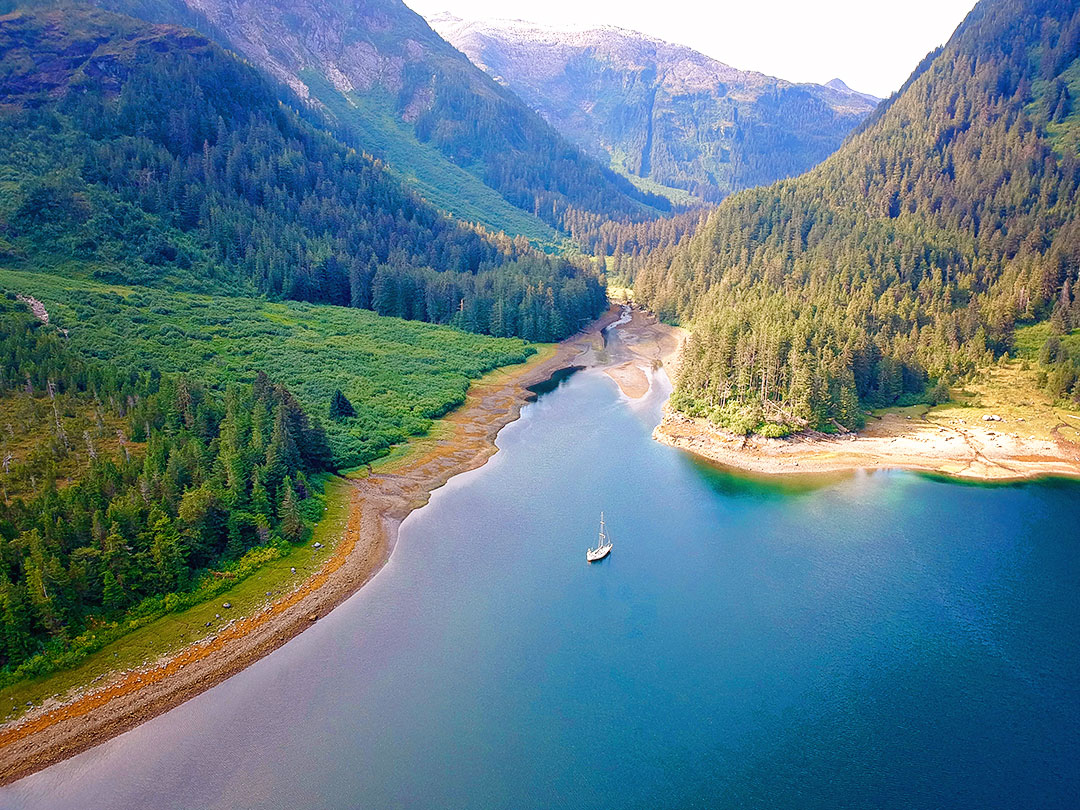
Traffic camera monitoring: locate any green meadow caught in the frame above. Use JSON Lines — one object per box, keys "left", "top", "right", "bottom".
{"left": 0, "top": 268, "right": 537, "bottom": 468}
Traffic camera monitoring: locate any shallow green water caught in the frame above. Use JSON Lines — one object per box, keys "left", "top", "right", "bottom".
{"left": 4, "top": 366, "right": 1078, "bottom": 809}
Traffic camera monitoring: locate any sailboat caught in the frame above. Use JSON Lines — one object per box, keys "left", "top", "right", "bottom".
{"left": 587, "top": 512, "right": 613, "bottom": 562}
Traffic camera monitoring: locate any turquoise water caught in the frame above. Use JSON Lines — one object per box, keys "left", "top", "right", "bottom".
{"left": 4, "top": 368, "right": 1079, "bottom": 809}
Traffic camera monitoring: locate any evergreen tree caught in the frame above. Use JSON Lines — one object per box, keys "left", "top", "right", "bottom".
{"left": 102, "top": 571, "right": 124, "bottom": 614}
{"left": 150, "top": 509, "right": 185, "bottom": 592}
{"left": 329, "top": 389, "right": 356, "bottom": 420}
{"left": 0, "top": 580, "right": 34, "bottom": 664}
{"left": 277, "top": 476, "right": 304, "bottom": 543}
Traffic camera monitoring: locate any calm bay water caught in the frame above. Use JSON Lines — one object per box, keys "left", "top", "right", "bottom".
{"left": 4, "top": 367, "right": 1079, "bottom": 809}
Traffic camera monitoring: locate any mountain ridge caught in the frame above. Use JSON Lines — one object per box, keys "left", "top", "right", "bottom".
{"left": 429, "top": 13, "right": 880, "bottom": 203}
{"left": 78, "top": 0, "right": 669, "bottom": 239}
{"left": 431, "top": 13, "right": 880, "bottom": 106}
{"left": 824, "top": 77, "right": 881, "bottom": 106}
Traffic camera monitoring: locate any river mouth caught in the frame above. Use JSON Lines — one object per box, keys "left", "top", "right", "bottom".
{"left": 7, "top": 360, "right": 1080, "bottom": 810}
{"left": 526, "top": 365, "right": 583, "bottom": 398}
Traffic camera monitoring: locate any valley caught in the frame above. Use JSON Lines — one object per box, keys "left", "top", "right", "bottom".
{"left": 0, "top": 0, "right": 1078, "bottom": 803}
{"left": 5, "top": 307, "right": 1079, "bottom": 810}
{"left": 430, "top": 14, "right": 880, "bottom": 203}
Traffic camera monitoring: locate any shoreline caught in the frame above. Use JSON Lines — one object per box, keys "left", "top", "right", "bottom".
{"left": 600, "top": 308, "right": 686, "bottom": 399}
{"left": 7, "top": 301, "right": 1074, "bottom": 783}
{"left": 655, "top": 406, "right": 1080, "bottom": 483}
{"left": 651, "top": 317, "right": 1080, "bottom": 483}
{"left": 0, "top": 307, "right": 625, "bottom": 786}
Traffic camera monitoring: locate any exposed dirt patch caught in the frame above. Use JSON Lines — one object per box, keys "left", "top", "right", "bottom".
{"left": 15, "top": 295, "right": 47, "bottom": 324}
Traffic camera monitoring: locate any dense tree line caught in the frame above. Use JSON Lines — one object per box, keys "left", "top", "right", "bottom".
{"left": 563, "top": 208, "right": 707, "bottom": 283}
{"left": 636, "top": 0, "right": 1080, "bottom": 433}
{"left": 1037, "top": 280, "right": 1080, "bottom": 400}
{"left": 0, "top": 298, "right": 331, "bottom": 672}
{"left": 366, "top": 255, "right": 607, "bottom": 341}
{"left": 0, "top": 7, "right": 605, "bottom": 341}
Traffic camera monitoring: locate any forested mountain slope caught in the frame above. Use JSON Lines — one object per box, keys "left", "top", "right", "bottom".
{"left": 0, "top": 2, "right": 617, "bottom": 694}
{"left": 0, "top": 294, "right": 333, "bottom": 676}
{"left": 635, "top": 0, "right": 1080, "bottom": 432}
{"left": 0, "top": 6, "right": 606, "bottom": 340}
{"left": 429, "top": 15, "right": 879, "bottom": 204}
{"left": 75, "top": 0, "right": 670, "bottom": 239}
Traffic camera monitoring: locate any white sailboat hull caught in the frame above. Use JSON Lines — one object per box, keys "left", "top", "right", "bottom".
{"left": 586, "top": 543, "right": 612, "bottom": 562}
{"left": 587, "top": 511, "right": 612, "bottom": 561}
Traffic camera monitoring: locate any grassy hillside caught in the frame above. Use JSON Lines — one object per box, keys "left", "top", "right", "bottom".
{"left": 0, "top": 291, "right": 345, "bottom": 685}
{"left": 0, "top": 268, "right": 535, "bottom": 468}
{"left": 0, "top": 266, "right": 544, "bottom": 690}
{"left": 299, "top": 72, "right": 562, "bottom": 249}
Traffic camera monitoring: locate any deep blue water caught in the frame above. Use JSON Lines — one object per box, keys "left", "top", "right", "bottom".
{"left": 3, "top": 368, "right": 1079, "bottom": 809}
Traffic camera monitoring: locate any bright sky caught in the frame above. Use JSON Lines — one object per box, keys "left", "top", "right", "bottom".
{"left": 406, "top": 0, "right": 978, "bottom": 98}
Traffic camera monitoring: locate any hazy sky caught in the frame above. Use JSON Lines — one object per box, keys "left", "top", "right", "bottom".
{"left": 406, "top": 0, "right": 978, "bottom": 98}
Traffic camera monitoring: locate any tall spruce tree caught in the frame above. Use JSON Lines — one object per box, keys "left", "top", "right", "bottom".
{"left": 329, "top": 390, "right": 356, "bottom": 420}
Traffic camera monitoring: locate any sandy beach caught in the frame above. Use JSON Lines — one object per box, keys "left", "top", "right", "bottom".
{"left": 0, "top": 308, "right": 656, "bottom": 784}
{"left": 655, "top": 403, "right": 1080, "bottom": 482}
{"left": 600, "top": 308, "right": 686, "bottom": 398}
{"left": 649, "top": 316, "right": 1080, "bottom": 482}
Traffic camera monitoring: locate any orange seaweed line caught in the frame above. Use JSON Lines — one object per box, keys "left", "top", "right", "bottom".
{"left": 0, "top": 486, "right": 362, "bottom": 750}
